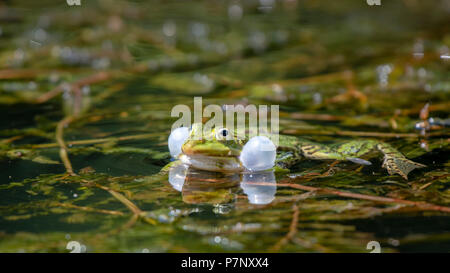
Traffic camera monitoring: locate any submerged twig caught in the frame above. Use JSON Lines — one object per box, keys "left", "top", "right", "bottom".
{"left": 282, "top": 128, "right": 448, "bottom": 138}
{"left": 31, "top": 133, "right": 161, "bottom": 149}
{"left": 96, "top": 184, "right": 142, "bottom": 215}
{"left": 56, "top": 116, "right": 76, "bottom": 176}
{"left": 91, "top": 182, "right": 155, "bottom": 225}
{"left": 54, "top": 114, "right": 153, "bottom": 224}
{"left": 415, "top": 173, "right": 450, "bottom": 191}
{"left": 288, "top": 113, "right": 344, "bottom": 121}
{"left": 250, "top": 181, "right": 450, "bottom": 213}
{"left": 264, "top": 71, "right": 347, "bottom": 86}
{"left": 268, "top": 202, "right": 332, "bottom": 252}
{"left": 56, "top": 202, "right": 125, "bottom": 216}
{"left": 270, "top": 203, "right": 299, "bottom": 252}
{"left": 0, "top": 135, "right": 24, "bottom": 144}
{"left": 35, "top": 71, "right": 111, "bottom": 103}
{"left": 0, "top": 69, "right": 43, "bottom": 79}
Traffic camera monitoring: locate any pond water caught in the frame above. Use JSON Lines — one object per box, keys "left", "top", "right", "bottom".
{"left": 0, "top": 0, "right": 449, "bottom": 252}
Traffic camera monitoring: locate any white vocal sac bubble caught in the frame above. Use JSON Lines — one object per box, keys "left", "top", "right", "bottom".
{"left": 168, "top": 127, "right": 190, "bottom": 158}
{"left": 239, "top": 136, "right": 276, "bottom": 171}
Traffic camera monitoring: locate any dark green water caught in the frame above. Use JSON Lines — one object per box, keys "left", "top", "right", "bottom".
{"left": 0, "top": 0, "right": 449, "bottom": 252}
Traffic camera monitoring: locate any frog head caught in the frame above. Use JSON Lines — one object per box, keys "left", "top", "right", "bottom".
{"left": 179, "top": 123, "right": 245, "bottom": 172}
{"left": 181, "top": 123, "right": 244, "bottom": 156}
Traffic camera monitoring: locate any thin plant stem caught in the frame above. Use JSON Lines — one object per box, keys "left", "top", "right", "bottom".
{"left": 56, "top": 116, "right": 76, "bottom": 176}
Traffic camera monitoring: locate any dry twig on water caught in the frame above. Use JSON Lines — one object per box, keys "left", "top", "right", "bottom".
{"left": 54, "top": 115, "right": 154, "bottom": 225}
{"left": 270, "top": 203, "right": 300, "bottom": 252}
{"left": 35, "top": 71, "right": 112, "bottom": 103}
{"left": 56, "top": 116, "right": 76, "bottom": 176}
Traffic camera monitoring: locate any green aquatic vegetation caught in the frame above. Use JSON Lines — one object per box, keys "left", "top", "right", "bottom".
{"left": 0, "top": 0, "right": 449, "bottom": 253}
{"left": 148, "top": 73, "right": 217, "bottom": 94}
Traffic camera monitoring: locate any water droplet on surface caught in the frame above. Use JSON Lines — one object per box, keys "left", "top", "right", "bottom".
{"left": 258, "top": 0, "right": 275, "bottom": 12}
{"left": 376, "top": 64, "right": 392, "bottom": 88}
{"left": 248, "top": 31, "right": 267, "bottom": 53}
{"left": 418, "top": 67, "right": 427, "bottom": 79}
{"left": 92, "top": 58, "right": 110, "bottom": 69}
{"left": 213, "top": 204, "right": 232, "bottom": 214}
{"left": 34, "top": 28, "right": 47, "bottom": 42}
{"left": 81, "top": 85, "right": 90, "bottom": 95}
{"left": 190, "top": 22, "right": 209, "bottom": 38}
{"left": 388, "top": 238, "right": 400, "bottom": 247}
{"left": 413, "top": 39, "right": 424, "bottom": 59}
{"left": 162, "top": 20, "right": 176, "bottom": 37}
{"left": 228, "top": 4, "right": 243, "bottom": 21}
{"left": 313, "top": 92, "right": 322, "bottom": 104}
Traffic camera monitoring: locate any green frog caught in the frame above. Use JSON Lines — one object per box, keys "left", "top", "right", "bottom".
{"left": 171, "top": 123, "right": 425, "bottom": 180}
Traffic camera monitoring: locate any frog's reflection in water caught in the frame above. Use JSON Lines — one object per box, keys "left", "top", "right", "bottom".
{"left": 168, "top": 163, "right": 277, "bottom": 205}
{"left": 241, "top": 172, "right": 277, "bottom": 205}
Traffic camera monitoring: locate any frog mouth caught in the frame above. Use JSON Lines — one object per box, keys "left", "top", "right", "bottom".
{"left": 179, "top": 154, "right": 243, "bottom": 172}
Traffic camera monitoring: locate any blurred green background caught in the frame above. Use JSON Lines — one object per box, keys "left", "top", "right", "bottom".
{"left": 0, "top": 0, "right": 449, "bottom": 252}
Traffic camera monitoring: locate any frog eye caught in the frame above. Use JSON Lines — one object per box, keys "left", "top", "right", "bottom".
{"left": 216, "top": 128, "right": 229, "bottom": 140}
